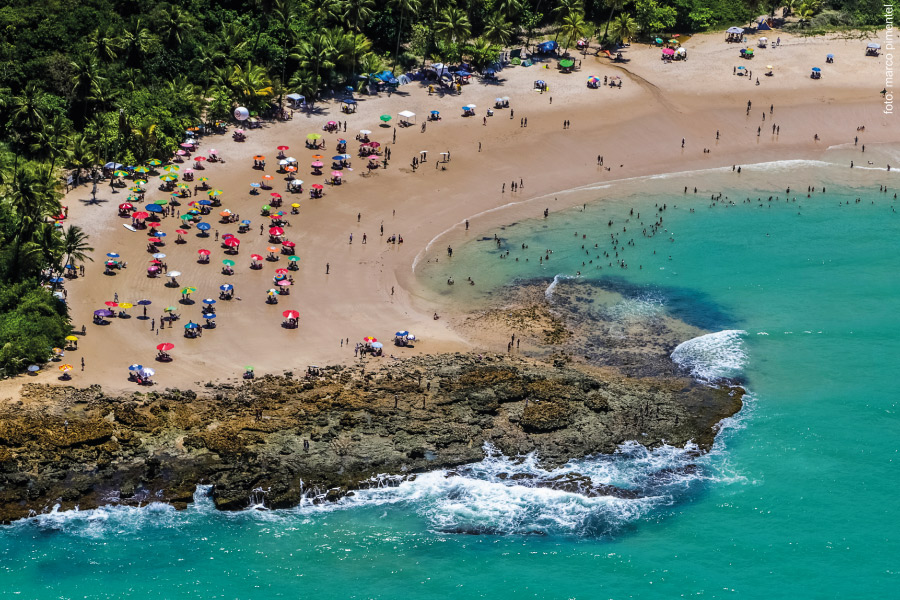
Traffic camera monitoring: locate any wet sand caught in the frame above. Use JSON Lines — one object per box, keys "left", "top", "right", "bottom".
{"left": 4, "top": 30, "right": 894, "bottom": 396}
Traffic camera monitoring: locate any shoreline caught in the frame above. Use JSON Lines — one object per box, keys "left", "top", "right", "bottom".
{"left": 2, "top": 30, "right": 894, "bottom": 395}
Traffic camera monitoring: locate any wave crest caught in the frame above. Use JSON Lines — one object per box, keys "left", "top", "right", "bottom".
{"left": 671, "top": 329, "right": 747, "bottom": 381}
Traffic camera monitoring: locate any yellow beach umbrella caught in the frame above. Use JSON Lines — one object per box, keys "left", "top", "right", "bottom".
{"left": 59, "top": 364, "right": 74, "bottom": 372}
{"left": 163, "top": 164, "right": 180, "bottom": 172}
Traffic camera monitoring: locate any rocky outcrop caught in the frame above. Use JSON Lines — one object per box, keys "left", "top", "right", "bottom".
{"left": 0, "top": 353, "right": 742, "bottom": 523}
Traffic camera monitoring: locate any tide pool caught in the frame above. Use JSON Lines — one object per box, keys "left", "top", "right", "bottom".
{"left": 2, "top": 171, "right": 898, "bottom": 598}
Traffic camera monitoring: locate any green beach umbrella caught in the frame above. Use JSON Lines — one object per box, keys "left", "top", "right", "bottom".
{"left": 262, "top": 204, "right": 271, "bottom": 211}
{"left": 129, "top": 186, "right": 144, "bottom": 193}
{"left": 559, "top": 59, "right": 575, "bottom": 68}
{"left": 156, "top": 198, "right": 168, "bottom": 205}
{"left": 380, "top": 114, "right": 392, "bottom": 122}
{"left": 160, "top": 174, "right": 178, "bottom": 182}
{"left": 163, "top": 164, "right": 180, "bottom": 172}
{"left": 181, "top": 287, "right": 197, "bottom": 295}
{"left": 222, "top": 259, "right": 235, "bottom": 267}
{"left": 307, "top": 133, "right": 321, "bottom": 140}
{"left": 180, "top": 214, "right": 193, "bottom": 220}
{"left": 198, "top": 177, "right": 209, "bottom": 182}
{"left": 288, "top": 255, "right": 300, "bottom": 262}
{"left": 113, "top": 170, "right": 128, "bottom": 177}
{"left": 134, "top": 166, "right": 150, "bottom": 174}
{"left": 208, "top": 189, "right": 223, "bottom": 196}
{"left": 147, "top": 159, "right": 162, "bottom": 166}
{"left": 134, "top": 179, "right": 147, "bottom": 185}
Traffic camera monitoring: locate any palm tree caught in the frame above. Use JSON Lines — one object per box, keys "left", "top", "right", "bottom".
{"left": 498, "top": 0, "right": 523, "bottom": 20}
{"left": 156, "top": 8, "right": 194, "bottom": 47}
{"left": 482, "top": 13, "right": 515, "bottom": 47}
{"left": 31, "top": 115, "right": 70, "bottom": 177}
{"left": 70, "top": 58, "right": 104, "bottom": 119}
{"left": 62, "top": 225, "right": 94, "bottom": 271}
{"left": 290, "top": 33, "right": 337, "bottom": 102}
{"left": 390, "top": 0, "right": 420, "bottom": 68}
{"left": 229, "top": 62, "right": 274, "bottom": 110}
{"left": 464, "top": 38, "right": 501, "bottom": 70}
{"left": 435, "top": 6, "right": 471, "bottom": 61}
{"left": 86, "top": 28, "right": 120, "bottom": 63}
{"left": 65, "top": 133, "right": 97, "bottom": 183}
{"left": 553, "top": 0, "right": 583, "bottom": 44}
{"left": 601, "top": 0, "right": 626, "bottom": 43}
{"left": 607, "top": 13, "right": 638, "bottom": 44}
{"left": 9, "top": 84, "right": 46, "bottom": 142}
{"left": 559, "top": 12, "right": 589, "bottom": 54}
{"left": 33, "top": 222, "right": 65, "bottom": 274}
{"left": 118, "top": 18, "right": 155, "bottom": 67}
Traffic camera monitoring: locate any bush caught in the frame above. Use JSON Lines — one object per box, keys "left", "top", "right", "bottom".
{"left": 0, "top": 282, "right": 70, "bottom": 377}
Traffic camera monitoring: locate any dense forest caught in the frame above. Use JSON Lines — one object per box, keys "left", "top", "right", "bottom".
{"left": 0, "top": 0, "right": 891, "bottom": 376}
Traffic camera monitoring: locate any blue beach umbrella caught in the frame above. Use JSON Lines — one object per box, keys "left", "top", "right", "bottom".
{"left": 129, "top": 364, "right": 144, "bottom": 371}
{"left": 106, "top": 252, "right": 120, "bottom": 258}
{"left": 203, "top": 298, "right": 216, "bottom": 305}
{"left": 812, "top": 67, "right": 821, "bottom": 72}
{"left": 220, "top": 283, "right": 233, "bottom": 291}
{"left": 27, "top": 365, "right": 40, "bottom": 372}
{"left": 197, "top": 222, "right": 211, "bottom": 231}
{"left": 202, "top": 313, "right": 217, "bottom": 320}
{"left": 250, "top": 182, "right": 261, "bottom": 188}
{"left": 155, "top": 232, "right": 166, "bottom": 238}
{"left": 137, "top": 299, "right": 152, "bottom": 306}
{"left": 199, "top": 199, "right": 212, "bottom": 206}
{"left": 184, "top": 322, "right": 200, "bottom": 329}
{"left": 395, "top": 331, "right": 409, "bottom": 337}
{"left": 826, "top": 53, "right": 834, "bottom": 59}
{"left": 145, "top": 203, "right": 163, "bottom": 212}
{"left": 49, "top": 276, "right": 65, "bottom": 283}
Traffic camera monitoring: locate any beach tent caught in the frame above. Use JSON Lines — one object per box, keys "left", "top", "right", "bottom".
{"left": 537, "top": 41, "right": 558, "bottom": 54}
{"left": 398, "top": 110, "right": 416, "bottom": 124}
{"left": 726, "top": 27, "right": 744, "bottom": 34}
{"left": 286, "top": 93, "right": 305, "bottom": 108}
{"left": 757, "top": 18, "right": 772, "bottom": 31}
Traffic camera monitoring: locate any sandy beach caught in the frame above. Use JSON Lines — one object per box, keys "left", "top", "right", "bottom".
{"left": 5, "top": 30, "right": 893, "bottom": 396}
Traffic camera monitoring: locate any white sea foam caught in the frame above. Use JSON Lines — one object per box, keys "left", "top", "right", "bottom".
{"left": 671, "top": 329, "right": 747, "bottom": 381}
{"left": 544, "top": 273, "right": 576, "bottom": 300}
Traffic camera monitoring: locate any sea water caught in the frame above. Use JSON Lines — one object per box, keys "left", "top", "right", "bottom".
{"left": 2, "top": 164, "right": 899, "bottom": 598}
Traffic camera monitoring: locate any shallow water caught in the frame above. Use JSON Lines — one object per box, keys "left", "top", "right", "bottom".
{"left": 3, "top": 165, "right": 899, "bottom": 598}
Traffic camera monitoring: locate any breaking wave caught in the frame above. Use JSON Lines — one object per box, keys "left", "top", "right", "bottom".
{"left": 671, "top": 329, "right": 747, "bottom": 381}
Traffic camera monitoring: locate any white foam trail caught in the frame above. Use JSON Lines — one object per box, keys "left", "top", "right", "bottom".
{"left": 544, "top": 273, "right": 576, "bottom": 300}
{"left": 671, "top": 330, "right": 747, "bottom": 381}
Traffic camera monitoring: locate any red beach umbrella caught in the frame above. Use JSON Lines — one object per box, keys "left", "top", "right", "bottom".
{"left": 118, "top": 202, "right": 134, "bottom": 211}
{"left": 311, "top": 184, "right": 324, "bottom": 190}
{"left": 282, "top": 310, "right": 299, "bottom": 319}
{"left": 277, "top": 145, "right": 289, "bottom": 151}
{"left": 275, "top": 268, "right": 289, "bottom": 274}
{"left": 281, "top": 240, "right": 295, "bottom": 248}
{"left": 132, "top": 212, "right": 149, "bottom": 220}
{"left": 175, "top": 229, "right": 188, "bottom": 234}
{"left": 250, "top": 254, "right": 263, "bottom": 261}
{"left": 147, "top": 237, "right": 162, "bottom": 243}
{"left": 269, "top": 226, "right": 284, "bottom": 236}
{"left": 157, "top": 342, "right": 174, "bottom": 352}
{"left": 198, "top": 249, "right": 211, "bottom": 255}
{"left": 147, "top": 222, "right": 161, "bottom": 228}
{"left": 224, "top": 238, "right": 240, "bottom": 247}
{"left": 105, "top": 301, "right": 118, "bottom": 307}
{"left": 270, "top": 192, "right": 282, "bottom": 199}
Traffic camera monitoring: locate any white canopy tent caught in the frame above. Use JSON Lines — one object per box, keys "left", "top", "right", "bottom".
{"left": 398, "top": 110, "right": 416, "bottom": 124}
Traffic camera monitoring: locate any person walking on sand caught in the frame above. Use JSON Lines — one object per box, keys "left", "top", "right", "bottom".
{"left": 326, "top": 263, "right": 330, "bottom": 274}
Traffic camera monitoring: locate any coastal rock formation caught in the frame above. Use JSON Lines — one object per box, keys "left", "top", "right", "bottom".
{"left": 0, "top": 353, "right": 742, "bottom": 523}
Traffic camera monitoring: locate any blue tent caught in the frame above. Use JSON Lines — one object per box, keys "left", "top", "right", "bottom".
{"left": 758, "top": 18, "right": 772, "bottom": 31}
{"left": 537, "top": 41, "right": 558, "bottom": 53}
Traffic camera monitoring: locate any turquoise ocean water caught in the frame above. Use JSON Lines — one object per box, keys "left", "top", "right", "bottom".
{"left": 3, "top": 162, "right": 899, "bottom": 598}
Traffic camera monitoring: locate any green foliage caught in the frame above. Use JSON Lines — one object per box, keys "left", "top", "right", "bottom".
{"left": 635, "top": 0, "right": 678, "bottom": 32}
{"left": 0, "top": 281, "right": 69, "bottom": 377}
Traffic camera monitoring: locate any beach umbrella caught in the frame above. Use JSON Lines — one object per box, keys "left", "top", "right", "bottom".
{"left": 184, "top": 322, "right": 200, "bottom": 329}
{"left": 147, "top": 159, "right": 162, "bottom": 166}
{"left": 812, "top": 67, "right": 821, "bottom": 72}
{"left": 288, "top": 255, "right": 300, "bottom": 262}
{"left": 275, "top": 268, "right": 289, "bottom": 275}
{"left": 134, "top": 166, "right": 150, "bottom": 174}
{"left": 157, "top": 343, "right": 174, "bottom": 352}
{"left": 106, "top": 252, "right": 120, "bottom": 258}
{"left": 113, "top": 169, "right": 128, "bottom": 177}
{"left": 105, "top": 260, "right": 119, "bottom": 267}
{"left": 333, "top": 154, "right": 351, "bottom": 160}
{"left": 220, "top": 209, "right": 233, "bottom": 217}
{"left": 220, "top": 284, "right": 233, "bottom": 291}
{"left": 58, "top": 363, "right": 73, "bottom": 373}
{"left": 270, "top": 192, "right": 282, "bottom": 199}
{"left": 274, "top": 273, "right": 286, "bottom": 280}
{"left": 203, "top": 298, "right": 216, "bottom": 305}
{"left": 282, "top": 310, "right": 299, "bottom": 319}
{"left": 27, "top": 365, "right": 40, "bottom": 372}
{"left": 253, "top": 155, "right": 265, "bottom": 161}
{"left": 267, "top": 289, "right": 277, "bottom": 295}
{"left": 360, "top": 129, "right": 371, "bottom": 135}
{"left": 129, "top": 186, "right": 144, "bottom": 193}
{"left": 311, "top": 184, "right": 324, "bottom": 190}
{"left": 155, "top": 232, "right": 167, "bottom": 238}
{"left": 195, "top": 156, "right": 206, "bottom": 162}
{"left": 180, "top": 214, "right": 194, "bottom": 221}
{"left": 269, "top": 226, "right": 284, "bottom": 236}
{"left": 197, "top": 222, "right": 211, "bottom": 231}
{"left": 199, "top": 199, "right": 212, "bottom": 206}
{"left": 250, "top": 254, "right": 263, "bottom": 261}
{"left": 368, "top": 155, "right": 379, "bottom": 160}
{"left": 241, "top": 220, "right": 252, "bottom": 226}
{"left": 307, "top": 133, "right": 322, "bottom": 140}
{"left": 160, "top": 174, "right": 178, "bottom": 182}
{"left": 371, "top": 342, "right": 383, "bottom": 349}
{"left": 180, "top": 142, "right": 194, "bottom": 148}
{"left": 141, "top": 367, "right": 155, "bottom": 377}
{"left": 379, "top": 114, "right": 391, "bottom": 122}
{"left": 208, "top": 189, "right": 224, "bottom": 196}
{"left": 198, "top": 249, "right": 211, "bottom": 256}
{"left": 147, "top": 237, "right": 162, "bottom": 243}
{"left": 152, "top": 253, "right": 166, "bottom": 260}
{"left": 146, "top": 204, "right": 163, "bottom": 213}
{"left": 559, "top": 59, "right": 575, "bottom": 68}
{"left": 826, "top": 54, "right": 834, "bottom": 59}
{"left": 311, "top": 161, "right": 323, "bottom": 168}
{"left": 395, "top": 331, "right": 409, "bottom": 337}
{"left": 250, "top": 182, "right": 261, "bottom": 189}
{"left": 222, "top": 259, "right": 235, "bottom": 267}
{"left": 129, "top": 364, "right": 144, "bottom": 371}
{"left": 331, "top": 171, "right": 342, "bottom": 177}
{"left": 224, "top": 238, "right": 240, "bottom": 247}
{"left": 277, "top": 145, "right": 289, "bottom": 151}
{"left": 363, "top": 336, "right": 377, "bottom": 343}
{"left": 312, "top": 154, "right": 324, "bottom": 160}
{"left": 262, "top": 174, "right": 273, "bottom": 181}
{"left": 868, "top": 42, "right": 881, "bottom": 49}
{"left": 94, "top": 309, "right": 114, "bottom": 317}
{"left": 368, "top": 142, "right": 381, "bottom": 148}
{"left": 105, "top": 301, "right": 118, "bottom": 307}
{"left": 181, "top": 287, "right": 197, "bottom": 294}
{"left": 282, "top": 240, "right": 295, "bottom": 248}
{"left": 203, "top": 313, "right": 216, "bottom": 320}
{"left": 285, "top": 166, "right": 298, "bottom": 173}
{"left": 119, "top": 302, "right": 133, "bottom": 309}
{"left": 176, "top": 150, "right": 186, "bottom": 156}
{"left": 65, "top": 335, "right": 79, "bottom": 342}
{"left": 147, "top": 265, "right": 160, "bottom": 273}
{"left": 198, "top": 177, "right": 209, "bottom": 182}
{"left": 166, "top": 271, "right": 181, "bottom": 277}
{"left": 266, "top": 246, "right": 278, "bottom": 253}
{"left": 164, "top": 306, "right": 177, "bottom": 312}
{"left": 137, "top": 299, "right": 152, "bottom": 306}
{"left": 290, "top": 203, "right": 301, "bottom": 209}
{"left": 222, "top": 233, "right": 234, "bottom": 240}
{"left": 163, "top": 164, "right": 179, "bottom": 171}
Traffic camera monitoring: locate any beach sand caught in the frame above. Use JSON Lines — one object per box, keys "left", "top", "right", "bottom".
{"left": 5, "top": 30, "right": 894, "bottom": 396}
